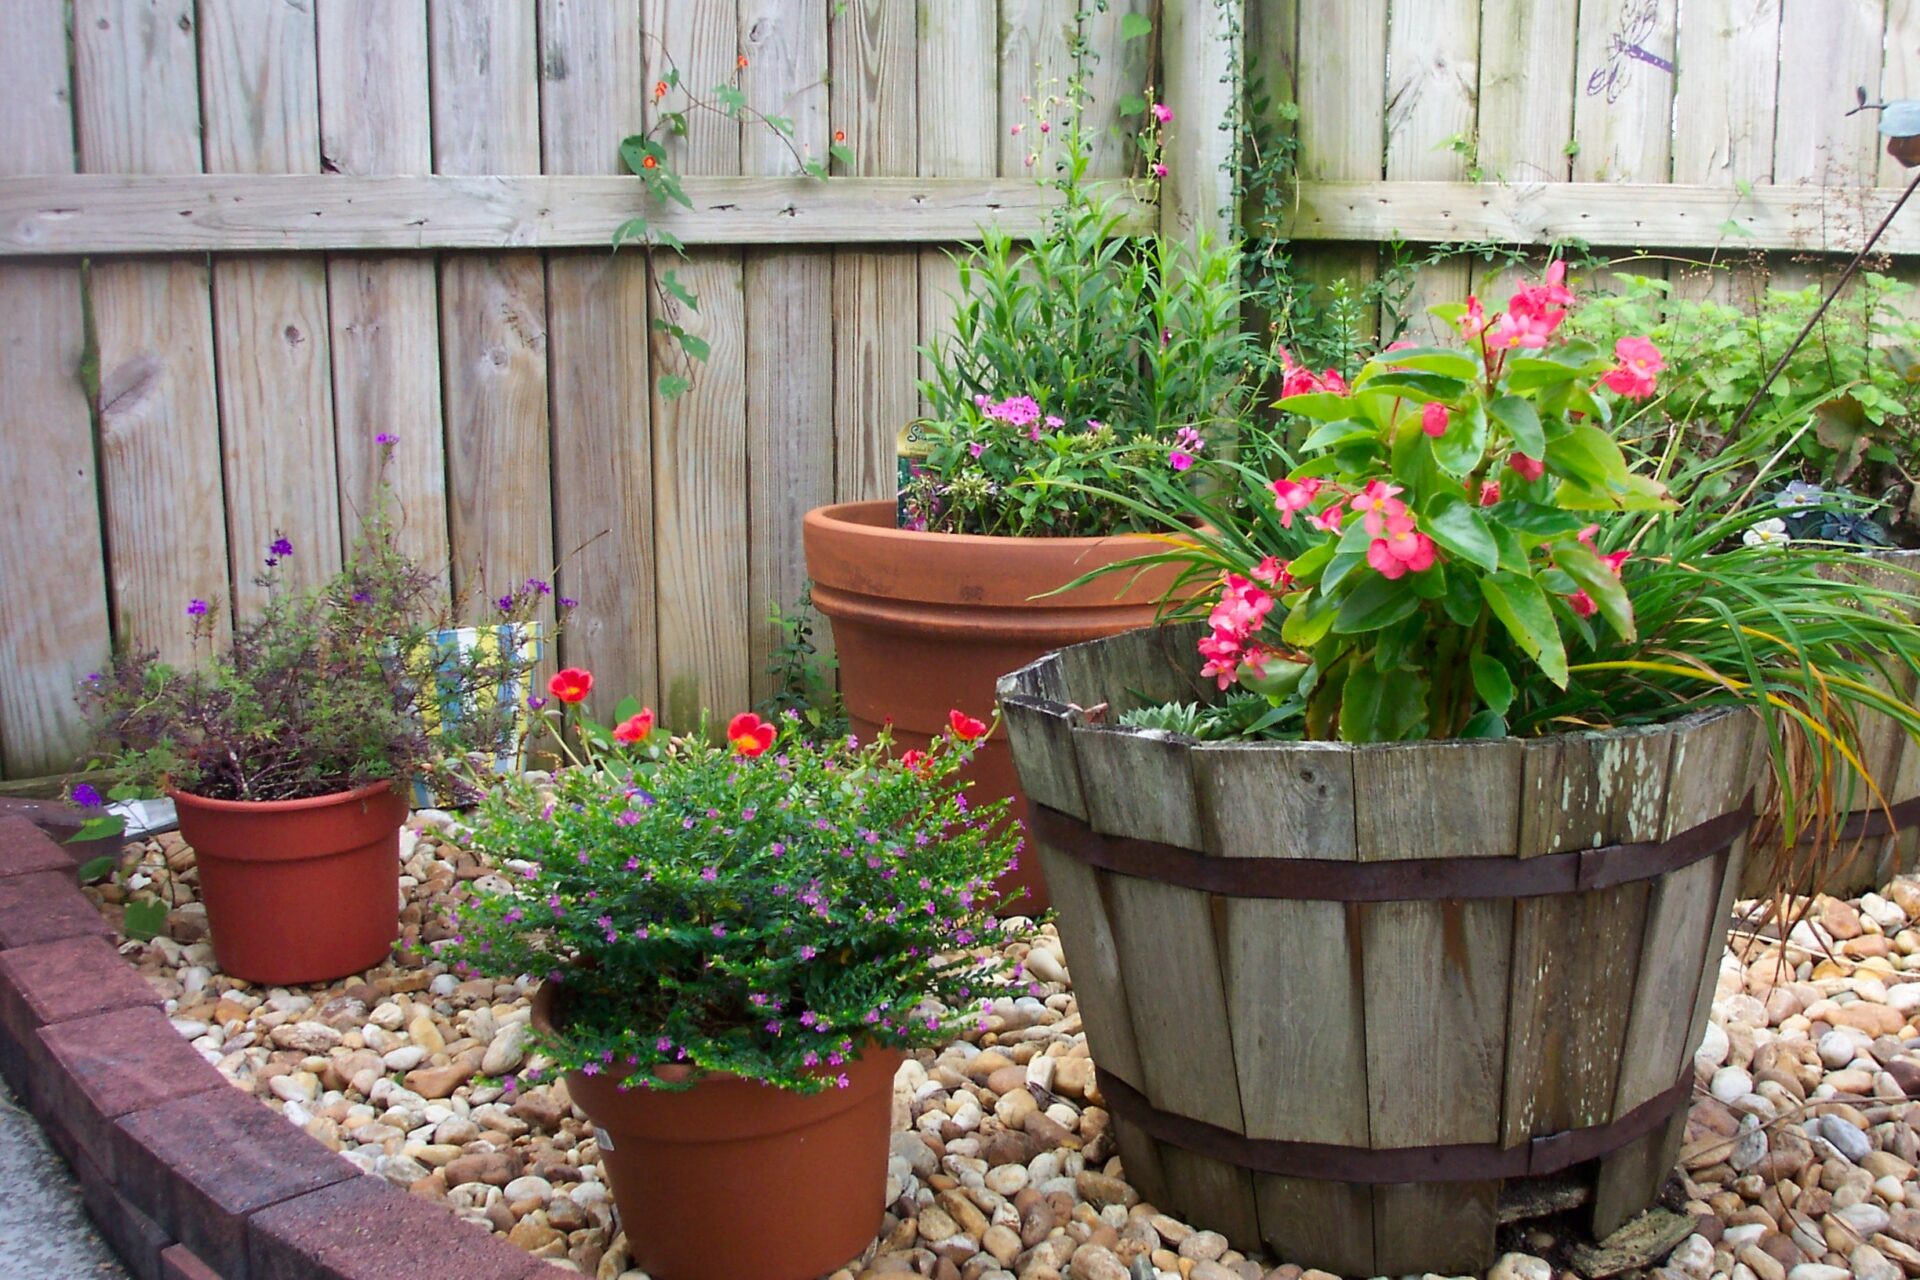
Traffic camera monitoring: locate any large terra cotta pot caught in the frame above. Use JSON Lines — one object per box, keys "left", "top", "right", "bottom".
{"left": 803, "top": 500, "right": 1180, "bottom": 914}
{"left": 998, "top": 625, "right": 1763, "bottom": 1275}
{"left": 171, "top": 781, "right": 407, "bottom": 985}
{"left": 532, "top": 983, "right": 901, "bottom": 1280}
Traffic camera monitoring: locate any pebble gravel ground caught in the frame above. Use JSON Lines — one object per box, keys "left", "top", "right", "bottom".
{"left": 78, "top": 816, "right": 1920, "bottom": 1280}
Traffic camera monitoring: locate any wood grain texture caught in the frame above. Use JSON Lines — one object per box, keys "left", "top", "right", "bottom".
{"left": 1159, "top": 0, "right": 1240, "bottom": 242}
{"left": 1673, "top": 0, "right": 1782, "bottom": 187}
{"left": 0, "top": 2, "right": 111, "bottom": 777}
{"left": 1078, "top": 0, "right": 1151, "bottom": 180}
{"left": 1384, "top": 0, "right": 1476, "bottom": 338}
{"left": 1191, "top": 741, "right": 1357, "bottom": 859}
{"left": 1293, "top": 0, "right": 1387, "bottom": 331}
{"left": 643, "top": 0, "right": 748, "bottom": 731}
{"left": 743, "top": 0, "right": 832, "bottom": 696}
{"left": 830, "top": 0, "right": 916, "bottom": 509}
{"left": 1571, "top": 0, "right": 1677, "bottom": 183}
{"left": 316, "top": 0, "right": 448, "bottom": 591}
{"left": 997, "top": 0, "right": 1075, "bottom": 176}
{"left": 430, "top": 1, "right": 554, "bottom": 622}
{"left": 540, "top": 0, "right": 657, "bottom": 712}
{"left": 1352, "top": 739, "right": 1522, "bottom": 859}
{"left": 0, "top": 173, "right": 1156, "bottom": 252}
{"left": 1775, "top": 0, "right": 1885, "bottom": 188}
{"left": 917, "top": 0, "right": 994, "bottom": 414}
{"left": 200, "top": 1, "right": 339, "bottom": 610}
{"left": 74, "top": 0, "right": 231, "bottom": 660}
{"left": 1476, "top": 0, "right": 1578, "bottom": 183}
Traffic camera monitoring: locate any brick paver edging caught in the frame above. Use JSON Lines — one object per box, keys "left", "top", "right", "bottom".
{"left": 0, "top": 812, "right": 554, "bottom": 1280}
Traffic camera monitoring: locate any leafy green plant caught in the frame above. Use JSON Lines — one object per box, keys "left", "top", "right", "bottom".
{"left": 757, "top": 584, "right": 846, "bottom": 737}
{"left": 441, "top": 689, "right": 1019, "bottom": 1094}
{"left": 905, "top": 79, "right": 1267, "bottom": 536}
{"left": 1567, "top": 270, "right": 1920, "bottom": 525}
{"left": 615, "top": 42, "right": 851, "bottom": 401}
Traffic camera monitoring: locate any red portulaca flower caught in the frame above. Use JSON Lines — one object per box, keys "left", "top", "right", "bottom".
{"left": 548, "top": 668, "right": 593, "bottom": 704}
{"left": 612, "top": 709, "right": 655, "bottom": 744}
{"left": 948, "top": 710, "right": 989, "bottom": 742}
{"left": 727, "top": 712, "right": 776, "bottom": 757}
{"left": 899, "top": 748, "right": 932, "bottom": 777}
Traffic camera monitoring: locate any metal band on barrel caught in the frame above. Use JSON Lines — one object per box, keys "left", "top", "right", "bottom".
{"left": 1096, "top": 1068, "right": 1694, "bottom": 1184}
{"left": 1027, "top": 800, "right": 1756, "bottom": 901}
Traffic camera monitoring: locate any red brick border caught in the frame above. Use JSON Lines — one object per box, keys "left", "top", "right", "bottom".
{"left": 0, "top": 812, "right": 554, "bottom": 1280}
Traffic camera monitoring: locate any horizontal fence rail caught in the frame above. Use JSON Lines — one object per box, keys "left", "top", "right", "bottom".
{"left": 0, "top": 176, "right": 1154, "bottom": 253}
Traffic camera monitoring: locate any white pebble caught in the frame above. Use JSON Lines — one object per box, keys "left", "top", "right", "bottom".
{"left": 1710, "top": 1066, "right": 1753, "bottom": 1104}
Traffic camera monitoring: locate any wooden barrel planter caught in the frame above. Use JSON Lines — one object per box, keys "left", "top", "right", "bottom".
{"left": 1740, "top": 548, "right": 1920, "bottom": 899}
{"left": 996, "top": 625, "right": 1762, "bottom": 1276}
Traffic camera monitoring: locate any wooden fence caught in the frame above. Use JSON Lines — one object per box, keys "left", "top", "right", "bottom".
{"left": 0, "top": 0, "right": 1213, "bottom": 779}
{"left": 3, "top": 0, "right": 1916, "bottom": 781}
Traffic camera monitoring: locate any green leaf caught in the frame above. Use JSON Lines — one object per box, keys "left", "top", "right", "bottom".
{"left": 1505, "top": 358, "right": 1584, "bottom": 391}
{"left": 651, "top": 226, "right": 688, "bottom": 255}
{"left": 1120, "top": 11, "right": 1154, "bottom": 40}
{"left": 1300, "top": 419, "right": 1375, "bottom": 451}
{"left": 1469, "top": 653, "right": 1514, "bottom": 715}
{"left": 1481, "top": 571, "right": 1568, "bottom": 687}
{"left": 612, "top": 696, "right": 643, "bottom": 723}
{"left": 1275, "top": 391, "right": 1358, "bottom": 421}
{"left": 659, "top": 374, "right": 691, "bottom": 401}
{"left": 660, "top": 270, "right": 700, "bottom": 312}
{"left": 1431, "top": 397, "right": 1489, "bottom": 478}
{"left": 1459, "top": 709, "right": 1509, "bottom": 738}
{"left": 1441, "top": 564, "right": 1483, "bottom": 625}
{"left": 1339, "top": 665, "right": 1429, "bottom": 742}
{"left": 1320, "top": 549, "right": 1366, "bottom": 594}
{"left": 1554, "top": 472, "right": 1674, "bottom": 511}
{"left": 1355, "top": 371, "right": 1466, "bottom": 402}
{"left": 1281, "top": 589, "right": 1337, "bottom": 647}
{"left": 829, "top": 142, "right": 855, "bottom": 168}
{"left": 1286, "top": 541, "right": 1335, "bottom": 584}
{"left": 1485, "top": 500, "right": 1587, "bottom": 536}
{"left": 1546, "top": 423, "right": 1633, "bottom": 491}
{"left": 677, "top": 331, "right": 712, "bottom": 363}
{"left": 1488, "top": 394, "right": 1545, "bottom": 459}
{"left": 1334, "top": 573, "right": 1421, "bottom": 634}
{"left": 1554, "top": 541, "right": 1637, "bottom": 642}
{"left": 611, "top": 217, "right": 650, "bottom": 251}
{"left": 76, "top": 855, "right": 115, "bottom": 884}
{"left": 1378, "top": 346, "right": 1480, "bottom": 379}
{"left": 1118, "top": 94, "right": 1148, "bottom": 117}
{"left": 1423, "top": 492, "right": 1499, "bottom": 571}
{"left": 123, "top": 898, "right": 169, "bottom": 943}
{"left": 65, "top": 815, "right": 126, "bottom": 844}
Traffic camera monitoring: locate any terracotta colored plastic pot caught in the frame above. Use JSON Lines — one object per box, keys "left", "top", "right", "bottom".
{"left": 171, "top": 781, "right": 407, "bottom": 985}
{"left": 804, "top": 500, "right": 1180, "bottom": 914}
{"left": 532, "top": 984, "right": 901, "bottom": 1280}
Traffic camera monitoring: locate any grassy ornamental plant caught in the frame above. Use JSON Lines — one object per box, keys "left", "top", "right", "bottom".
{"left": 902, "top": 93, "right": 1267, "bottom": 537}
{"left": 1087, "top": 263, "right": 1920, "bottom": 867}
{"left": 76, "top": 437, "right": 560, "bottom": 808}
{"left": 441, "top": 687, "right": 1020, "bottom": 1094}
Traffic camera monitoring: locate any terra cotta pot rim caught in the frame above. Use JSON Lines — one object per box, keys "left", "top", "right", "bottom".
{"left": 168, "top": 778, "right": 397, "bottom": 812}
{"left": 806, "top": 499, "right": 1172, "bottom": 551}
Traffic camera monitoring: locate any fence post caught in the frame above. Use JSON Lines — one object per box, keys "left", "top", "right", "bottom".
{"left": 1160, "top": 0, "right": 1243, "bottom": 246}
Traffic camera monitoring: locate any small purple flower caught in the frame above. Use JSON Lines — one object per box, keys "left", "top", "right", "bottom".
{"left": 558, "top": 597, "right": 578, "bottom": 609}
{"left": 186, "top": 599, "right": 209, "bottom": 618}
{"left": 71, "top": 784, "right": 103, "bottom": 809}
{"left": 375, "top": 431, "right": 399, "bottom": 445}
{"left": 350, "top": 590, "right": 371, "bottom": 603}
{"left": 268, "top": 536, "right": 293, "bottom": 559}
{"left": 700, "top": 867, "right": 718, "bottom": 882}
{"left": 524, "top": 577, "right": 551, "bottom": 596}
{"left": 526, "top": 694, "right": 547, "bottom": 711}
{"left": 496, "top": 593, "right": 516, "bottom": 613}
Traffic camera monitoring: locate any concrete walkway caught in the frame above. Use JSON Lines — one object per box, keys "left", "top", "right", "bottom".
{"left": 0, "top": 1078, "right": 128, "bottom": 1278}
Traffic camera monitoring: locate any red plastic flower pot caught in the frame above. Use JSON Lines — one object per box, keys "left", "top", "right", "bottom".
{"left": 171, "top": 781, "right": 407, "bottom": 985}
{"left": 533, "top": 983, "right": 901, "bottom": 1280}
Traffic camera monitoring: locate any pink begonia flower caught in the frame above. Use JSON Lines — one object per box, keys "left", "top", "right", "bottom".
{"left": 1269, "top": 476, "right": 1322, "bottom": 528}
{"left": 1250, "top": 555, "right": 1291, "bottom": 589}
{"left": 1459, "top": 295, "right": 1488, "bottom": 339}
{"left": 1479, "top": 480, "right": 1501, "bottom": 506}
{"left": 1151, "top": 102, "right": 1173, "bottom": 123}
{"left": 1385, "top": 339, "right": 1416, "bottom": 352}
{"left": 1568, "top": 590, "right": 1598, "bottom": 618}
{"left": 1601, "top": 336, "right": 1665, "bottom": 400}
{"left": 1507, "top": 452, "right": 1545, "bottom": 482}
{"left": 1209, "top": 574, "right": 1274, "bottom": 637}
{"left": 1486, "top": 262, "right": 1574, "bottom": 350}
{"left": 1421, "top": 402, "right": 1449, "bottom": 438}
{"left": 1350, "top": 479, "right": 1406, "bottom": 536}
{"left": 1367, "top": 511, "right": 1438, "bottom": 580}
{"left": 1276, "top": 346, "right": 1350, "bottom": 398}
{"left": 1306, "top": 503, "right": 1344, "bottom": 534}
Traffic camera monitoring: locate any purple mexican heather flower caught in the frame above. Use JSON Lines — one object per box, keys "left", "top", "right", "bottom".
{"left": 375, "top": 431, "right": 399, "bottom": 445}
{"left": 269, "top": 537, "right": 294, "bottom": 558}
{"left": 351, "top": 591, "right": 370, "bottom": 603}
{"left": 71, "top": 784, "right": 103, "bottom": 808}
{"left": 497, "top": 594, "right": 516, "bottom": 613}
{"left": 524, "top": 577, "right": 550, "bottom": 595}
{"left": 558, "top": 597, "right": 578, "bottom": 609}
{"left": 186, "top": 599, "right": 210, "bottom": 617}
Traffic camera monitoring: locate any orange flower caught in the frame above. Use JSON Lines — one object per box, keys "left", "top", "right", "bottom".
{"left": 834, "top": 129, "right": 846, "bottom": 143}
{"left": 612, "top": 709, "right": 656, "bottom": 744}
{"left": 738, "top": 54, "right": 749, "bottom": 69}
{"left": 948, "top": 709, "right": 988, "bottom": 742}
{"left": 727, "top": 712, "right": 777, "bottom": 758}
{"left": 653, "top": 80, "right": 668, "bottom": 100}
{"left": 548, "top": 668, "right": 593, "bottom": 704}
{"left": 641, "top": 154, "right": 658, "bottom": 169}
